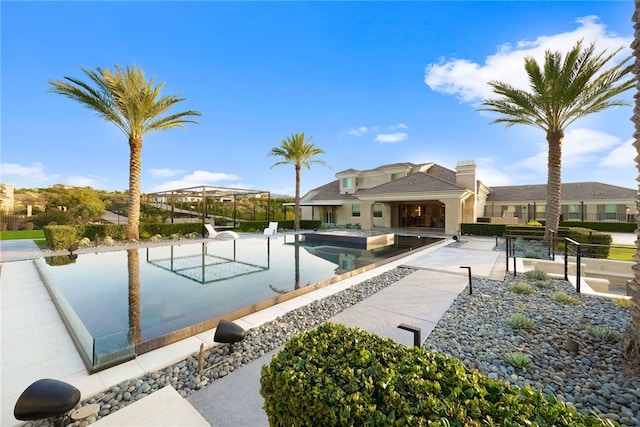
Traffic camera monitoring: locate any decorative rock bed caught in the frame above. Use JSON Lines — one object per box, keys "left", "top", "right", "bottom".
{"left": 23, "top": 243, "right": 640, "bottom": 427}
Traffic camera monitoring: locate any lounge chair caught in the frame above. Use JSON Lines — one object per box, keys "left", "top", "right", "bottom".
{"left": 204, "top": 223, "right": 239, "bottom": 240}
{"left": 263, "top": 221, "right": 278, "bottom": 236}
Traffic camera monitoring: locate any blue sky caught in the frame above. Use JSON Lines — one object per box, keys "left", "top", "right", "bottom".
{"left": 1, "top": 1, "right": 635, "bottom": 196}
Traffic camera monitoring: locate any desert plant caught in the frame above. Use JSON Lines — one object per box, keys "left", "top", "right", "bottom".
{"left": 508, "top": 313, "right": 535, "bottom": 330}
{"left": 508, "top": 282, "right": 534, "bottom": 295}
{"left": 103, "top": 236, "right": 116, "bottom": 246}
{"left": 552, "top": 291, "right": 580, "bottom": 305}
{"left": 614, "top": 297, "right": 633, "bottom": 308}
{"left": 586, "top": 325, "right": 619, "bottom": 342}
{"left": 524, "top": 269, "right": 549, "bottom": 281}
{"left": 504, "top": 351, "right": 532, "bottom": 371}
{"left": 78, "top": 237, "right": 92, "bottom": 248}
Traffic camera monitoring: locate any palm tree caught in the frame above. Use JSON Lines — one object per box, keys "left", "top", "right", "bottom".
{"left": 269, "top": 132, "right": 327, "bottom": 231}
{"left": 48, "top": 65, "right": 201, "bottom": 240}
{"left": 624, "top": 6, "right": 640, "bottom": 374}
{"left": 127, "top": 249, "right": 142, "bottom": 346}
{"left": 481, "top": 40, "right": 633, "bottom": 244}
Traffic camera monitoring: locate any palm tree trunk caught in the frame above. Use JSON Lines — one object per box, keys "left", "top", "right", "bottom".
{"left": 127, "top": 136, "right": 142, "bottom": 240}
{"left": 544, "top": 130, "right": 563, "bottom": 245}
{"left": 622, "top": 4, "right": 640, "bottom": 374}
{"left": 127, "top": 249, "right": 142, "bottom": 345}
{"left": 294, "top": 164, "right": 301, "bottom": 231}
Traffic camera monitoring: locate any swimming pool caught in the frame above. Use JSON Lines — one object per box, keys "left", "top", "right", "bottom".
{"left": 36, "top": 234, "right": 440, "bottom": 372}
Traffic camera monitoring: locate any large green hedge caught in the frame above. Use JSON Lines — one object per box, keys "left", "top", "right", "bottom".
{"left": 461, "top": 223, "right": 507, "bottom": 236}
{"left": 43, "top": 223, "right": 206, "bottom": 250}
{"left": 260, "top": 323, "right": 613, "bottom": 426}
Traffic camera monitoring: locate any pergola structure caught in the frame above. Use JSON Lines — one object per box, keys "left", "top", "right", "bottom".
{"left": 145, "top": 185, "right": 272, "bottom": 227}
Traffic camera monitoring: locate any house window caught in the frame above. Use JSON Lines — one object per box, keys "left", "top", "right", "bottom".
{"left": 605, "top": 204, "right": 617, "bottom": 220}
{"left": 342, "top": 177, "right": 353, "bottom": 189}
{"left": 352, "top": 204, "right": 361, "bottom": 217}
{"left": 373, "top": 203, "right": 383, "bottom": 218}
{"left": 567, "top": 205, "right": 580, "bottom": 220}
{"left": 391, "top": 173, "right": 403, "bottom": 181}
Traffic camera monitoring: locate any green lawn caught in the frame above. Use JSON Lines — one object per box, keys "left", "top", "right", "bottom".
{"left": 0, "top": 230, "right": 45, "bottom": 240}
{"left": 608, "top": 245, "right": 635, "bottom": 262}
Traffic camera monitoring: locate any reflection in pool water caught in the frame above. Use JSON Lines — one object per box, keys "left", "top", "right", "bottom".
{"left": 38, "top": 234, "right": 439, "bottom": 372}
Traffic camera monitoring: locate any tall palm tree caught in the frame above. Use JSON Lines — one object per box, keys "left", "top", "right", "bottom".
{"left": 624, "top": 5, "right": 640, "bottom": 374}
{"left": 269, "top": 132, "right": 327, "bottom": 231}
{"left": 127, "top": 249, "right": 142, "bottom": 346}
{"left": 48, "top": 65, "right": 201, "bottom": 240}
{"left": 481, "top": 40, "right": 633, "bottom": 244}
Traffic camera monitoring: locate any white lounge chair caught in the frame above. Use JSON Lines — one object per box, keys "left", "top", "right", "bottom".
{"left": 204, "top": 223, "right": 239, "bottom": 240}
{"left": 263, "top": 221, "right": 278, "bottom": 236}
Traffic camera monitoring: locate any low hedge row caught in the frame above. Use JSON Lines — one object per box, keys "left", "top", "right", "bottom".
{"left": 43, "top": 223, "right": 206, "bottom": 250}
{"left": 463, "top": 221, "right": 635, "bottom": 236}
{"left": 260, "top": 323, "right": 614, "bottom": 426}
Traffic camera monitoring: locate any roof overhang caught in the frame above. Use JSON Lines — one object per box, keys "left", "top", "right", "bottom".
{"left": 356, "top": 190, "right": 474, "bottom": 202}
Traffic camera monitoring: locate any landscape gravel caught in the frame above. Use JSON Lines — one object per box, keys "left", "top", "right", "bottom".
{"left": 21, "top": 246, "right": 640, "bottom": 427}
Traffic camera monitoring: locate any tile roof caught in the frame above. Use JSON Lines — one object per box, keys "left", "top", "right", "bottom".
{"left": 487, "top": 182, "right": 636, "bottom": 202}
{"left": 303, "top": 180, "right": 357, "bottom": 202}
{"left": 357, "top": 171, "right": 464, "bottom": 195}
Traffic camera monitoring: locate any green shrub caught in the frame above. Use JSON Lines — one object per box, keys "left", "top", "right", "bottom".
{"left": 45, "top": 254, "right": 77, "bottom": 266}
{"left": 504, "top": 352, "right": 533, "bottom": 371}
{"left": 559, "top": 221, "right": 635, "bottom": 233}
{"left": 524, "top": 269, "right": 549, "bottom": 281}
{"left": 43, "top": 225, "right": 78, "bottom": 250}
{"left": 552, "top": 291, "right": 580, "bottom": 305}
{"left": 586, "top": 325, "right": 619, "bottom": 342}
{"left": 508, "top": 313, "right": 535, "bottom": 330}
{"left": 461, "top": 223, "right": 506, "bottom": 236}
{"left": 508, "top": 282, "right": 534, "bottom": 295}
{"left": 260, "top": 323, "right": 612, "bottom": 426}
{"left": 614, "top": 297, "right": 633, "bottom": 308}
{"left": 31, "top": 211, "right": 73, "bottom": 228}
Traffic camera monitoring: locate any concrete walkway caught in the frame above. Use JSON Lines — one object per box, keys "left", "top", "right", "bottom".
{"left": 187, "top": 236, "right": 505, "bottom": 427}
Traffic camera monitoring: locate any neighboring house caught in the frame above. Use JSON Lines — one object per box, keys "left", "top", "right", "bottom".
{"left": 299, "top": 161, "right": 490, "bottom": 235}
{"left": 299, "top": 161, "right": 636, "bottom": 235}
{"left": 485, "top": 182, "right": 636, "bottom": 223}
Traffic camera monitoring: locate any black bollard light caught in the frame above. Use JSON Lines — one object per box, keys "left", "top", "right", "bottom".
{"left": 14, "top": 379, "right": 81, "bottom": 427}
{"left": 214, "top": 319, "right": 246, "bottom": 344}
{"left": 460, "top": 266, "right": 472, "bottom": 294}
{"left": 398, "top": 323, "right": 421, "bottom": 347}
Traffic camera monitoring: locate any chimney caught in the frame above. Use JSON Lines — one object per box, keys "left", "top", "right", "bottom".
{"left": 456, "top": 160, "right": 477, "bottom": 193}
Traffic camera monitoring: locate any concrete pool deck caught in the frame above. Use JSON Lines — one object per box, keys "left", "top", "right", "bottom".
{"left": 1, "top": 232, "right": 633, "bottom": 426}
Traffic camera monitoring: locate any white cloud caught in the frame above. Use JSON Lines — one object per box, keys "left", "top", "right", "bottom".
{"left": 375, "top": 132, "right": 408, "bottom": 144}
{"left": 511, "top": 128, "right": 621, "bottom": 175}
{"left": 348, "top": 126, "right": 368, "bottom": 136}
{"left": 475, "top": 157, "right": 516, "bottom": 186}
{"left": 348, "top": 124, "right": 409, "bottom": 139}
{"left": 425, "top": 16, "right": 631, "bottom": 103}
{"left": 0, "top": 162, "right": 59, "bottom": 186}
{"left": 149, "top": 168, "right": 186, "bottom": 178}
{"left": 148, "top": 170, "right": 241, "bottom": 192}
{"left": 600, "top": 138, "right": 635, "bottom": 169}
{"left": 389, "top": 123, "right": 408, "bottom": 131}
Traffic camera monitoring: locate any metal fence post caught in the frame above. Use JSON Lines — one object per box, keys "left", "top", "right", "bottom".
{"left": 576, "top": 242, "right": 581, "bottom": 294}
{"left": 460, "top": 266, "right": 472, "bottom": 294}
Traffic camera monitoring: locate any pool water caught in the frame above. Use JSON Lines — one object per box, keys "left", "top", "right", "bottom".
{"left": 38, "top": 234, "right": 438, "bottom": 372}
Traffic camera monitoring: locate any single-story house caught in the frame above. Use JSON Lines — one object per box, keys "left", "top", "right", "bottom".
{"left": 298, "top": 160, "right": 636, "bottom": 235}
